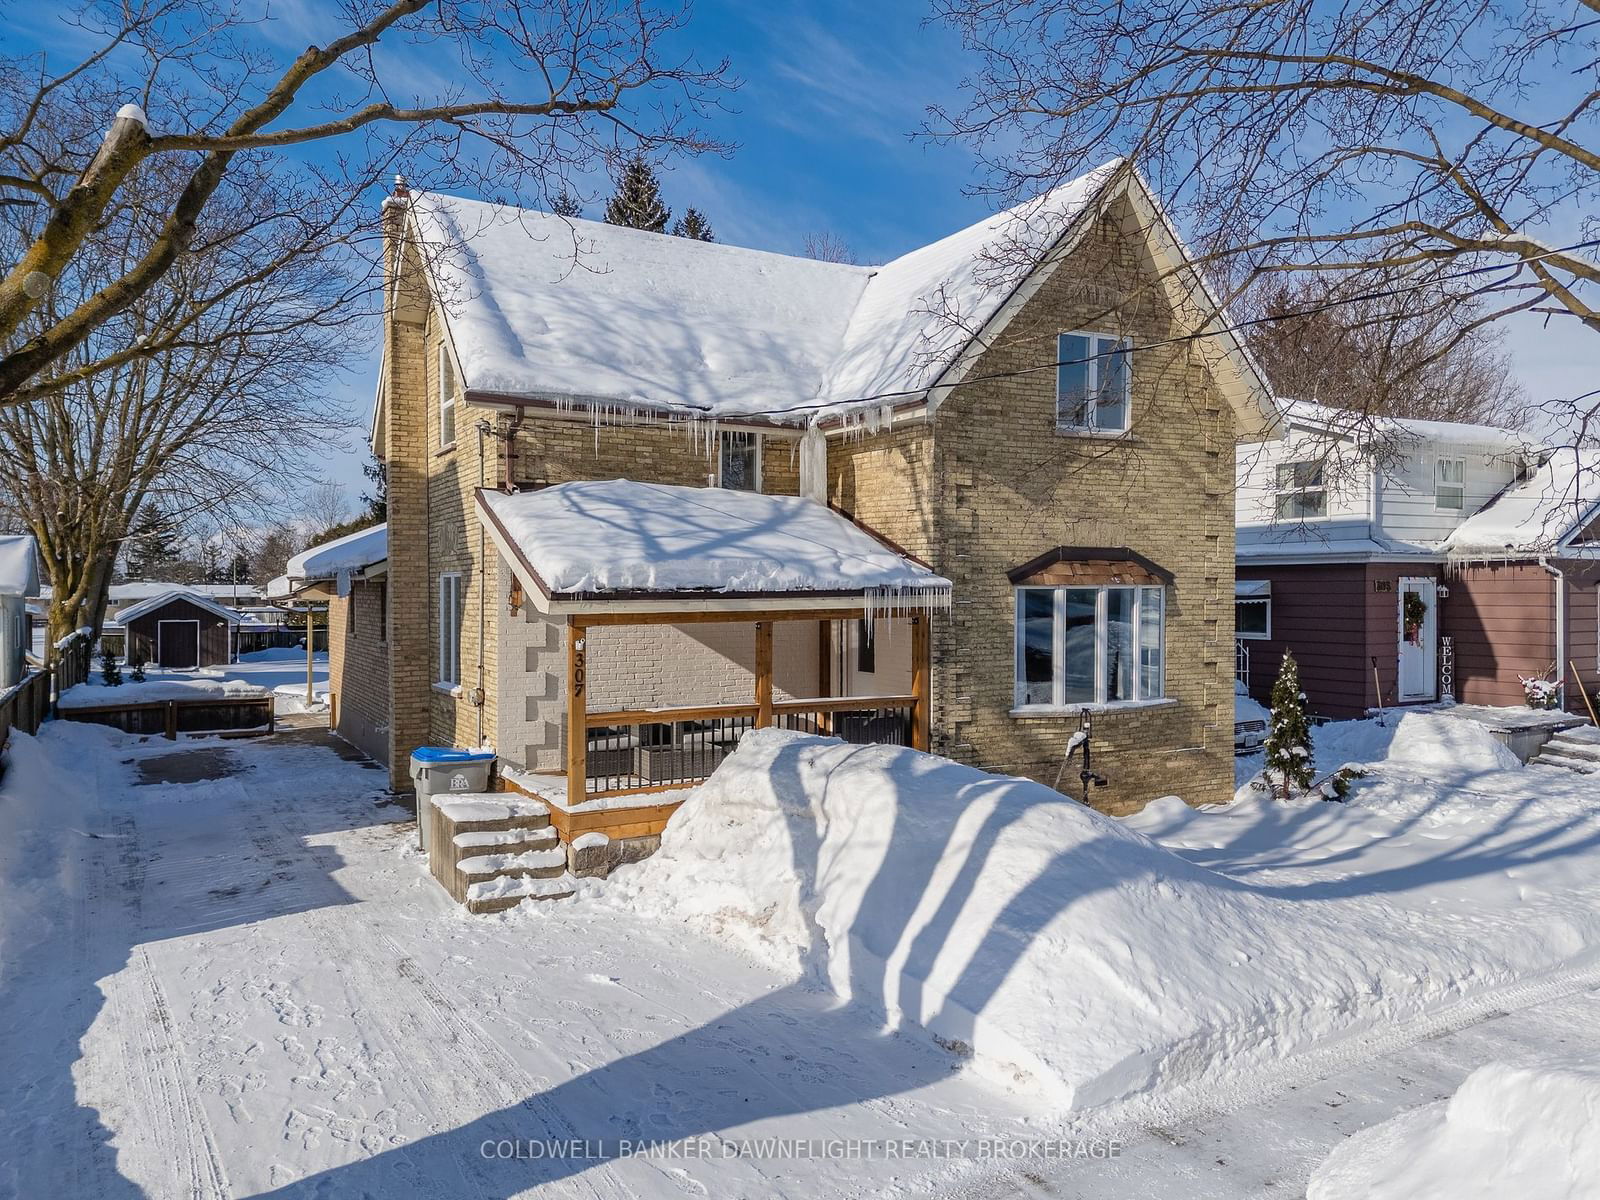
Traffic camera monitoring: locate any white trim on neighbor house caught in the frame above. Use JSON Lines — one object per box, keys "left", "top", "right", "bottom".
{"left": 1012, "top": 583, "right": 1165, "bottom": 713}
{"left": 156, "top": 619, "right": 201, "bottom": 668}
{"left": 1235, "top": 579, "right": 1272, "bottom": 641}
{"left": 1274, "top": 458, "right": 1330, "bottom": 522}
{"left": 1435, "top": 455, "right": 1466, "bottom": 512}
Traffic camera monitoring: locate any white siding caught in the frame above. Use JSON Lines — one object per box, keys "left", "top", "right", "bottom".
{"left": 1376, "top": 444, "right": 1521, "bottom": 547}
{"left": 1235, "top": 425, "right": 1373, "bottom": 543}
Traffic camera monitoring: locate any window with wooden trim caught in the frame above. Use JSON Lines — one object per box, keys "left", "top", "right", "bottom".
{"left": 1014, "top": 585, "right": 1165, "bottom": 708}
{"left": 1274, "top": 459, "right": 1328, "bottom": 519}
{"left": 438, "top": 573, "right": 462, "bottom": 685}
{"left": 1435, "top": 456, "right": 1465, "bottom": 511}
{"left": 1056, "top": 332, "right": 1131, "bottom": 433}
{"left": 438, "top": 343, "right": 458, "bottom": 448}
{"left": 718, "top": 431, "right": 761, "bottom": 491}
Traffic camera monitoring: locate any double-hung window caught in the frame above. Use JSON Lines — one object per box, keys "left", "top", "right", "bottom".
{"left": 1014, "top": 585, "right": 1165, "bottom": 708}
{"left": 437, "top": 573, "right": 462, "bottom": 686}
{"left": 1274, "top": 460, "right": 1327, "bottom": 519}
{"left": 1056, "top": 332, "right": 1131, "bottom": 433}
{"left": 438, "top": 343, "right": 458, "bottom": 448}
{"left": 718, "top": 431, "right": 761, "bottom": 491}
{"left": 1435, "top": 457, "right": 1465, "bottom": 511}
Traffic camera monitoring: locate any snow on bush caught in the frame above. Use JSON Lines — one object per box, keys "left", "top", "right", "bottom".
{"left": 1383, "top": 712, "right": 1520, "bottom": 775}
{"left": 602, "top": 729, "right": 1563, "bottom": 1114}
{"left": 1309, "top": 1058, "right": 1600, "bottom": 1199}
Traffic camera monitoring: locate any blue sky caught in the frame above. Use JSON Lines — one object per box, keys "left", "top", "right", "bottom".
{"left": 7, "top": 0, "right": 1591, "bottom": 511}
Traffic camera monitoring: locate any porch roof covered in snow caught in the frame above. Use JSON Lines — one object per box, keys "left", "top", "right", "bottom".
{"left": 1443, "top": 448, "right": 1600, "bottom": 560}
{"left": 268, "top": 523, "right": 388, "bottom": 600}
{"left": 476, "top": 480, "right": 952, "bottom": 618}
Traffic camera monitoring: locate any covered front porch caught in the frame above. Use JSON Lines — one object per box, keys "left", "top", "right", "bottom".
{"left": 476, "top": 480, "right": 950, "bottom": 835}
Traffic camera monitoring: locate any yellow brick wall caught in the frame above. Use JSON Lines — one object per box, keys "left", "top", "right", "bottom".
{"left": 327, "top": 580, "right": 392, "bottom": 767}
{"left": 827, "top": 198, "right": 1237, "bottom": 813}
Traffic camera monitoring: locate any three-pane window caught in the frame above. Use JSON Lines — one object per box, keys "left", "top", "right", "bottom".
{"left": 1056, "top": 333, "right": 1132, "bottom": 433}
{"left": 1014, "top": 585, "right": 1165, "bottom": 708}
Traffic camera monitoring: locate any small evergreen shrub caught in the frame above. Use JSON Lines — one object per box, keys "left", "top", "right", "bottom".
{"left": 1264, "top": 650, "right": 1313, "bottom": 800}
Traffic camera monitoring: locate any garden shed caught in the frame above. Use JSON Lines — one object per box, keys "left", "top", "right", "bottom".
{"left": 117, "top": 589, "right": 239, "bottom": 669}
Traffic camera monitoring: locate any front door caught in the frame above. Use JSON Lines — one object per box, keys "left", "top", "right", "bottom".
{"left": 157, "top": 620, "right": 200, "bottom": 669}
{"left": 1397, "top": 577, "right": 1438, "bottom": 702}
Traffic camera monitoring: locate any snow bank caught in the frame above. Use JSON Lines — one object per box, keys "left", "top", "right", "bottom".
{"left": 1309, "top": 1058, "right": 1600, "bottom": 1200}
{"left": 58, "top": 678, "right": 268, "bottom": 708}
{"left": 605, "top": 730, "right": 1472, "bottom": 1113}
{"left": 272, "top": 681, "right": 328, "bottom": 715}
{"left": 241, "top": 647, "right": 313, "bottom": 663}
{"left": 1384, "top": 713, "right": 1520, "bottom": 774}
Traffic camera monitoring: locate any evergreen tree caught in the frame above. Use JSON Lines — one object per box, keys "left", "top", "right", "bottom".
{"left": 603, "top": 154, "right": 670, "bottom": 232}
{"left": 1264, "top": 651, "right": 1314, "bottom": 800}
{"left": 129, "top": 648, "right": 147, "bottom": 683}
{"left": 99, "top": 645, "right": 123, "bottom": 686}
{"left": 671, "top": 207, "right": 714, "bottom": 241}
{"left": 124, "top": 505, "right": 184, "bottom": 579}
{"left": 548, "top": 187, "right": 584, "bottom": 218}
{"left": 361, "top": 456, "right": 387, "bottom": 522}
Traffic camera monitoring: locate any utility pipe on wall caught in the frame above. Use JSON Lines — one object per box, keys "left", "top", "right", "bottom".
{"left": 1538, "top": 556, "right": 1567, "bottom": 709}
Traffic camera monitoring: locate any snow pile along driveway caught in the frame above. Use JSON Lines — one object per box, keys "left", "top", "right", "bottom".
{"left": 605, "top": 723, "right": 1600, "bottom": 1115}
{"left": 58, "top": 677, "right": 268, "bottom": 708}
{"left": 1308, "top": 1057, "right": 1600, "bottom": 1199}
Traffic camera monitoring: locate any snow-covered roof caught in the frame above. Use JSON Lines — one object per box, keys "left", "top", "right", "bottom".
{"left": 478, "top": 481, "right": 951, "bottom": 602}
{"left": 285, "top": 523, "right": 388, "bottom": 581}
{"left": 404, "top": 164, "right": 1124, "bottom": 423}
{"left": 1273, "top": 398, "right": 1533, "bottom": 451}
{"left": 0, "top": 534, "right": 39, "bottom": 597}
{"left": 49, "top": 581, "right": 262, "bottom": 604}
{"left": 1443, "top": 448, "right": 1600, "bottom": 558}
{"left": 114, "top": 589, "right": 242, "bottom": 626}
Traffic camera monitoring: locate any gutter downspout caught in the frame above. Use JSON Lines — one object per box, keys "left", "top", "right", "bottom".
{"left": 475, "top": 422, "right": 488, "bottom": 746}
{"left": 1538, "top": 556, "right": 1567, "bottom": 710}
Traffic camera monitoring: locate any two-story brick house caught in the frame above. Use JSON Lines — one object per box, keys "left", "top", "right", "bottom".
{"left": 356, "top": 161, "right": 1273, "bottom": 852}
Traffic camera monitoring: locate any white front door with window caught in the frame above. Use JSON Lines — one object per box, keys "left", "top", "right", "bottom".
{"left": 1397, "top": 577, "right": 1438, "bottom": 702}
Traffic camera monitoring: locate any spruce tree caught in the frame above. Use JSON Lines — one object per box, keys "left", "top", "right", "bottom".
{"left": 1264, "top": 650, "right": 1314, "bottom": 800}
{"left": 671, "top": 207, "right": 714, "bottom": 241}
{"left": 125, "top": 504, "right": 184, "bottom": 579}
{"left": 548, "top": 188, "right": 584, "bottom": 218}
{"left": 100, "top": 646, "right": 123, "bottom": 687}
{"left": 603, "top": 154, "right": 670, "bottom": 232}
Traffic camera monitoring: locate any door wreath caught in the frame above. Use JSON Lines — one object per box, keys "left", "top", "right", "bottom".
{"left": 1403, "top": 591, "right": 1428, "bottom": 645}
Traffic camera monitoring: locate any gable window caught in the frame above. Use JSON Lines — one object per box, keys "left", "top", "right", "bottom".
{"left": 1435, "top": 456, "right": 1465, "bottom": 511}
{"left": 438, "top": 573, "right": 462, "bottom": 686}
{"left": 1274, "top": 460, "right": 1327, "bottom": 519}
{"left": 1056, "top": 332, "right": 1131, "bottom": 434}
{"left": 1235, "top": 580, "right": 1271, "bottom": 640}
{"left": 718, "top": 431, "right": 761, "bottom": 491}
{"left": 1014, "top": 585, "right": 1165, "bottom": 709}
{"left": 438, "top": 343, "right": 458, "bottom": 448}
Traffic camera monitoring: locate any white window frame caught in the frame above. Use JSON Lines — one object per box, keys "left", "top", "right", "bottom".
{"left": 437, "top": 573, "right": 462, "bottom": 686}
{"left": 1235, "top": 596, "right": 1272, "bottom": 640}
{"left": 1013, "top": 584, "right": 1166, "bottom": 710}
{"left": 1055, "top": 332, "right": 1132, "bottom": 435}
{"left": 1274, "top": 459, "right": 1329, "bottom": 521}
{"left": 438, "top": 342, "right": 458, "bottom": 449}
{"left": 716, "top": 430, "right": 762, "bottom": 492}
{"left": 1434, "top": 455, "right": 1466, "bottom": 512}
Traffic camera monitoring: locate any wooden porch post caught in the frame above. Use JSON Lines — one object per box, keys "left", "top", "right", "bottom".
{"left": 566, "top": 618, "right": 587, "bottom": 799}
{"left": 911, "top": 613, "right": 931, "bottom": 752}
{"left": 755, "top": 620, "right": 774, "bottom": 728}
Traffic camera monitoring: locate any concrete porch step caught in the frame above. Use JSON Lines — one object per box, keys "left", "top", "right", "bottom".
{"left": 1529, "top": 750, "right": 1600, "bottom": 774}
{"left": 433, "top": 793, "right": 551, "bottom": 834}
{"left": 1542, "top": 736, "right": 1600, "bottom": 762}
{"left": 465, "top": 871, "right": 577, "bottom": 914}
{"left": 458, "top": 847, "right": 568, "bottom": 881}
{"left": 452, "top": 825, "right": 560, "bottom": 853}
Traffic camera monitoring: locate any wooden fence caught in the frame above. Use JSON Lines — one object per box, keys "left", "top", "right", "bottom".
{"left": 53, "top": 629, "right": 92, "bottom": 696}
{"left": 59, "top": 695, "right": 275, "bottom": 740}
{"left": 0, "top": 670, "right": 52, "bottom": 746}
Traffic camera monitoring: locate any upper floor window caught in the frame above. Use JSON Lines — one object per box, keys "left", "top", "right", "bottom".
{"left": 1056, "top": 333, "right": 1131, "bottom": 434}
{"left": 1435, "top": 457, "right": 1465, "bottom": 511}
{"left": 1015, "top": 584, "right": 1164, "bottom": 709}
{"left": 718, "top": 431, "right": 761, "bottom": 491}
{"left": 1275, "top": 459, "right": 1327, "bottom": 519}
{"left": 438, "top": 343, "right": 458, "bottom": 448}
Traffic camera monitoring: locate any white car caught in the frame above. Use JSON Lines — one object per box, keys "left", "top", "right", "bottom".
{"left": 1235, "top": 684, "right": 1270, "bottom": 753}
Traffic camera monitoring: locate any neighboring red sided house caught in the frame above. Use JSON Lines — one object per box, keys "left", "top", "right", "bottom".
{"left": 1236, "top": 400, "right": 1600, "bottom": 717}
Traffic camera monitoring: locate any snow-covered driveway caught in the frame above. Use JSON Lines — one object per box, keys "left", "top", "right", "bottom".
{"left": 0, "top": 726, "right": 1026, "bottom": 1199}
